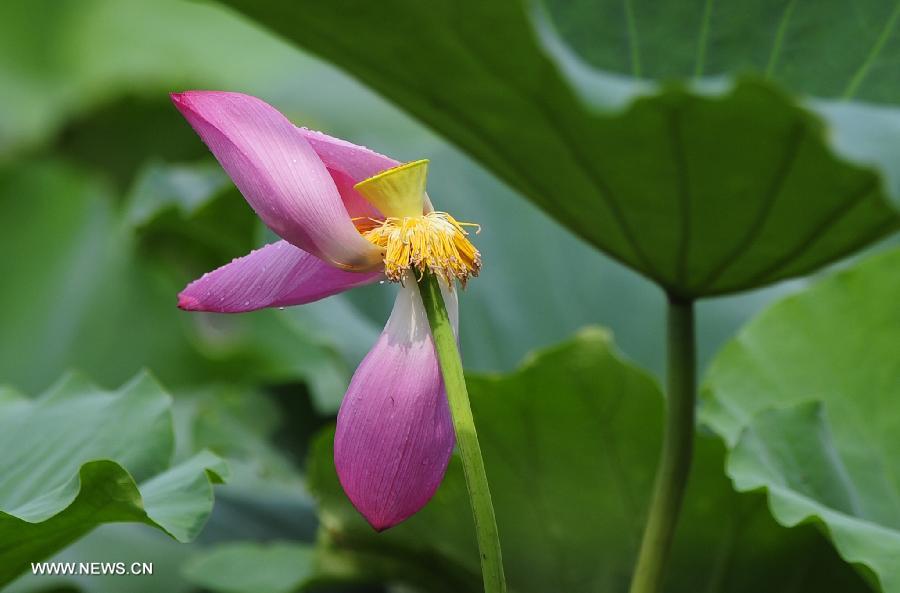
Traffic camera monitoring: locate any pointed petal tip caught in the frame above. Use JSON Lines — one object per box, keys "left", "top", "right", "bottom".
{"left": 335, "top": 460, "right": 430, "bottom": 532}
{"left": 169, "top": 91, "right": 191, "bottom": 110}
{"left": 168, "top": 90, "right": 228, "bottom": 113}
{"left": 177, "top": 292, "right": 201, "bottom": 311}
{"left": 168, "top": 90, "right": 380, "bottom": 266}
{"left": 335, "top": 456, "right": 449, "bottom": 531}
{"left": 368, "top": 518, "right": 395, "bottom": 533}
{"left": 176, "top": 241, "right": 380, "bottom": 314}
{"left": 344, "top": 496, "right": 399, "bottom": 531}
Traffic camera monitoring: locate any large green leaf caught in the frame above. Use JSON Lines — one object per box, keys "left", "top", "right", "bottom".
{"left": 6, "top": 382, "right": 318, "bottom": 593}
{"left": 702, "top": 245, "right": 900, "bottom": 592}
{"left": 546, "top": 0, "right": 900, "bottom": 103}
{"left": 216, "top": 1, "right": 899, "bottom": 296}
{"left": 0, "top": 373, "right": 227, "bottom": 586}
{"left": 306, "top": 329, "right": 869, "bottom": 592}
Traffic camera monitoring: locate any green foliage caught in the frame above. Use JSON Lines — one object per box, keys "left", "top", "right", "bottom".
{"left": 703, "top": 246, "right": 900, "bottom": 591}
{"left": 5, "top": 382, "right": 315, "bottom": 593}
{"left": 0, "top": 373, "right": 227, "bottom": 586}
{"left": 0, "top": 160, "right": 199, "bottom": 391}
{"left": 173, "top": 385, "right": 304, "bottom": 485}
{"left": 7, "top": 525, "right": 199, "bottom": 593}
{"left": 2, "top": 0, "right": 899, "bottom": 590}
{"left": 0, "top": 0, "right": 315, "bottom": 158}
{"left": 126, "top": 161, "right": 252, "bottom": 273}
{"left": 183, "top": 542, "right": 315, "bottom": 593}
{"left": 0, "top": 159, "right": 351, "bottom": 409}
{"left": 306, "top": 330, "right": 869, "bottom": 592}
{"left": 218, "top": 0, "right": 899, "bottom": 296}
{"left": 546, "top": 0, "right": 900, "bottom": 102}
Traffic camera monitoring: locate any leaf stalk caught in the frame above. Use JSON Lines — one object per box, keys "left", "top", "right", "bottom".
{"left": 418, "top": 273, "right": 507, "bottom": 593}
{"left": 628, "top": 296, "right": 696, "bottom": 593}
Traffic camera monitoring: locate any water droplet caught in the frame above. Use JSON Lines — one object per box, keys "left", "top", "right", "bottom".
{"left": 278, "top": 307, "right": 285, "bottom": 310}
{"left": 379, "top": 280, "right": 385, "bottom": 285}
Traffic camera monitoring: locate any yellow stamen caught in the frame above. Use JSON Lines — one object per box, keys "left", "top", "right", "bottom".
{"left": 353, "top": 160, "right": 481, "bottom": 287}
{"left": 352, "top": 160, "right": 481, "bottom": 286}
{"left": 355, "top": 212, "right": 481, "bottom": 287}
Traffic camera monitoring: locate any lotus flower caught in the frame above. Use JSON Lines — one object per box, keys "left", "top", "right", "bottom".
{"left": 171, "top": 91, "right": 481, "bottom": 530}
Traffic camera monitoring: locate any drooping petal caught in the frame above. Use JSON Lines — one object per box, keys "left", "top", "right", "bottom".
{"left": 171, "top": 91, "right": 381, "bottom": 270}
{"left": 178, "top": 241, "right": 382, "bottom": 313}
{"left": 302, "top": 128, "right": 436, "bottom": 213}
{"left": 334, "top": 281, "right": 458, "bottom": 531}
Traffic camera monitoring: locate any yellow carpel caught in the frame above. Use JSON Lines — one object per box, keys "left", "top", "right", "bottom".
{"left": 354, "top": 159, "right": 428, "bottom": 218}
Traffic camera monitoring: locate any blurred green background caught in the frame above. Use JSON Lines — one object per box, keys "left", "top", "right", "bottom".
{"left": 1, "top": 1, "right": 894, "bottom": 592}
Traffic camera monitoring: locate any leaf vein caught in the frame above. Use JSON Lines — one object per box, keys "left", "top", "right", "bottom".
{"left": 624, "top": 0, "right": 642, "bottom": 77}
{"left": 667, "top": 106, "right": 692, "bottom": 289}
{"left": 443, "top": 28, "right": 666, "bottom": 280}
{"left": 692, "top": 120, "right": 806, "bottom": 294}
{"left": 842, "top": 1, "right": 900, "bottom": 99}
{"left": 741, "top": 177, "right": 881, "bottom": 288}
{"left": 765, "top": 0, "right": 799, "bottom": 78}
{"left": 694, "top": 0, "right": 717, "bottom": 78}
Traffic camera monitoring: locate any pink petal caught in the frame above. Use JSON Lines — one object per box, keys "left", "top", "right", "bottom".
{"left": 303, "top": 128, "right": 435, "bottom": 213}
{"left": 178, "top": 241, "right": 382, "bottom": 313}
{"left": 300, "top": 128, "right": 399, "bottom": 183}
{"left": 329, "top": 166, "right": 383, "bottom": 220}
{"left": 334, "top": 282, "right": 459, "bottom": 531}
{"left": 171, "top": 91, "right": 381, "bottom": 270}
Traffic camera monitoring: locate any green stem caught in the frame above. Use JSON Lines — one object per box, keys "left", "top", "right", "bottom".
{"left": 418, "top": 273, "right": 507, "bottom": 593}
{"left": 628, "top": 296, "right": 696, "bottom": 593}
